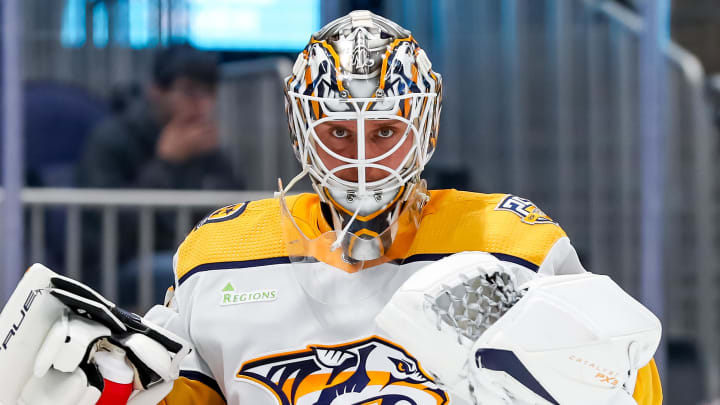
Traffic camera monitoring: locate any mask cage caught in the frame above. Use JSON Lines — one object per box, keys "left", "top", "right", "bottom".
{"left": 286, "top": 91, "right": 439, "bottom": 200}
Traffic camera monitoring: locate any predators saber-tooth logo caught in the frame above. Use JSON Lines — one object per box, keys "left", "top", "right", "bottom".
{"left": 236, "top": 336, "right": 448, "bottom": 405}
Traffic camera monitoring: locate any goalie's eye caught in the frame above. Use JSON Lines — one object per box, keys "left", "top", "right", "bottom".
{"left": 331, "top": 128, "right": 349, "bottom": 138}
{"left": 377, "top": 128, "right": 394, "bottom": 138}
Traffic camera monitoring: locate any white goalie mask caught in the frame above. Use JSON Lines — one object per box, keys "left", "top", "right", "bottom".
{"left": 281, "top": 10, "right": 442, "bottom": 264}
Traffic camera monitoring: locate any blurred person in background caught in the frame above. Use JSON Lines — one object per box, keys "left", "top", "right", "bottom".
{"left": 77, "top": 44, "right": 239, "bottom": 190}
{"left": 76, "top": 44, "right": 243, "bottom": 303}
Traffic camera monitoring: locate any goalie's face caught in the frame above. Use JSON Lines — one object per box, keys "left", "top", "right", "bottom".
{"left": 313, "top": 118, "right": 413, "bottom": 184}
{"left": 279, "top": 10, "right": 442, "bottom": 264}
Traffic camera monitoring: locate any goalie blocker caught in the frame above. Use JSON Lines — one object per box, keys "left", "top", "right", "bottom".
{"left": 0, "top": 264, "right": 191, "bottom": 405}
{"left": 375, "top": 251, "right": 661, "bottom": 405}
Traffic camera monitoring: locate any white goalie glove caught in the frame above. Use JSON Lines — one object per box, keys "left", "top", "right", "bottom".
{"left": 0, "top": 264, "right": 191, "bottom": 405}
{"left": 375, "top": 252, "right": 661, "bottom": 405}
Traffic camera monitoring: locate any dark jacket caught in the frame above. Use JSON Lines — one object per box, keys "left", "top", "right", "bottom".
{"left": 77, "top": 100, "right": 240, "bottom": 190}
{"left": 76, "top": 99, "right": 242, "bottom": 281}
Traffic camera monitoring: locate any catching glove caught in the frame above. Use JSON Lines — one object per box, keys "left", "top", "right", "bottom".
{"left": 375, "top": 252, "right": 661, "bottom": 405}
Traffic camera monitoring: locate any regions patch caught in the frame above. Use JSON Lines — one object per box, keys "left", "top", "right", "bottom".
{"left": 236, "top": 336, "right": 448, "bottom": 405}
{"left": 219, "top": 282, "right": 278, "bottom": 306}
{"left": 495, "top": 195, "right": 557, "bottom": 225}
{"left": 195, "top": 202, "right": 248, "bottom": 229}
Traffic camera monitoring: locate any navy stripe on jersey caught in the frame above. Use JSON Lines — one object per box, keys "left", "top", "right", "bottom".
{"left": 178, "top": 252, "right": 538, "bottom": 286}
{"left": 178, "top": 257, "right": 292, "bottom": 286}
{"left": 489, "top": 253, "right": 539, "bottom": 271}
{"left": 398, "top": 252, "right": 539, "bottom": 272}
{"left": 475, "top": 349, "right": 559, "bottom": 405}
{"left": 180, "top": 370, "right": 226, "bottom": 402}
{"left": 398, "top": 253, "right": 452, "bottom": 264}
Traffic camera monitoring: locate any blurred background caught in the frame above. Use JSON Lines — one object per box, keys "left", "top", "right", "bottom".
{"left": 0, "top": 0, "right": 718, "bottom": 403}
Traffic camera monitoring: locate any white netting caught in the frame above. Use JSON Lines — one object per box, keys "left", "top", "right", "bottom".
{"left": 427, "top": 270, "right": 526, "bottom": 343}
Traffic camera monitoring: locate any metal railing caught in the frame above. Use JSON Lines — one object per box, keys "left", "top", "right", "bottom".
{"left": 8, "top": 188, "right": 272, "bottom": 311}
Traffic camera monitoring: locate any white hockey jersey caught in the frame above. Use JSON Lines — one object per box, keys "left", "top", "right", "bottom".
{"left": 146, "top": 190, "right": 662, "bottom": 405}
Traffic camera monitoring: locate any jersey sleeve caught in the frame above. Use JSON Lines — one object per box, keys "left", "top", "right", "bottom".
{"left": 537, "top": 236, "right": 587, "bottom": 276}
{"left": 144, "top": 302, "right": 227, "bottom": 405}
{"left": 144, "top": 248, "right": 228, "bottom": 405}
{"left": 632, "top": 359, "right": 663, "bottom": 405}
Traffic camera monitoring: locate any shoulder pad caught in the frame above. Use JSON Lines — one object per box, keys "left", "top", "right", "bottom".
{"left": 174, "top": 197, "right": 289, "bottom": 282}
{"left": 408, "top": 191, "right": 567, "bottom": 270}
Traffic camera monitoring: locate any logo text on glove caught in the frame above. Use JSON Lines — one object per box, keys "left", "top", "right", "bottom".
{"left": 568, "top": 354, "right": 621, "bottom": 386}
{"left": 595, "top": 373, "right": 620, "bottom": 386}
{"left": 1, "top": 290, "right": 39, "bottom": 351}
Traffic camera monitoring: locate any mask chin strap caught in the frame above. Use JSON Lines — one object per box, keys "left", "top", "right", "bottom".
{"left": 329, "top": 200, "right": 367, "bottom": 252}
{"left": 278, "top": 167, "right": 402, "bottom": 258}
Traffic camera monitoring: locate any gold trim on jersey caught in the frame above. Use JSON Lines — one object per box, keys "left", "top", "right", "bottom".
{"left": 175, "top": 190, "right": 567, "bottom": 282}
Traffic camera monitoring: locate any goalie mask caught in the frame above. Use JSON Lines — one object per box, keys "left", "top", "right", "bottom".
{"left": 280, "top": 10, "right": 442, "bottom": 266}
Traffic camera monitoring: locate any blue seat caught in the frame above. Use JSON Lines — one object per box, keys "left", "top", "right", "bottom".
{"left": 24, "top": 80, "right": 109, "bottom": 187}
{"left": 23, "top": 81, "right": 109, "bottom": 274}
